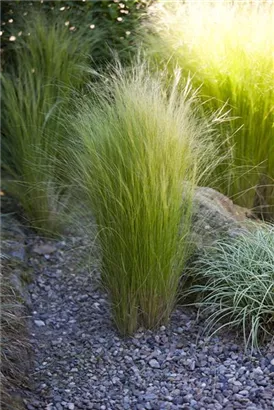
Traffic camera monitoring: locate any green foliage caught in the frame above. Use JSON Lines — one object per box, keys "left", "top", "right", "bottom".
{"left": 1, "top": 11, "right": 98, "bottom": 233}
{"left": 66, "top": 62, "right": 222, "bottom": 335}
{"left": 188, "top": 225, "right": 274, "bottom": 351}
{"left": 1, "top": 0, "right": 152, "bottom": 67}
{"left": 72, "top": 0, "right": 152, "bottom": 64}
{"left": 146, "top": 2, "right": 274, "bottom": 217}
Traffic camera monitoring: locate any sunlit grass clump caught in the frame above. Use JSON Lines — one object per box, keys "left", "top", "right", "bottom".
{"left": 189, "top": 225, "right": 274, "bottom": 351}
{"left": 68, "top": 63, "right": 222, "bottom": 334}
{"left": 147, "top": 2, "right": 274, "bottom": 217}
{"left": 1, "top": 11, "right": 99, "bottom": 233}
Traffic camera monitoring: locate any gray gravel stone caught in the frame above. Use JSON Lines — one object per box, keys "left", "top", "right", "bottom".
{"left": 148, "top": 359, "right": 160, "bottom": 369}
{"left": 16, "top": 235, "right": 274, "bottom": 410}
{"left": 34, "top": 320, "right": 46, "bottom": 327}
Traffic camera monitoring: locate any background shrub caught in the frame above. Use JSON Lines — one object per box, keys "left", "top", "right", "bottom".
{"left": 1, "top": 0, "right": 152, "bottom": 68}
{"left": 188, "top": 225, "right": 274, "bottom": 351}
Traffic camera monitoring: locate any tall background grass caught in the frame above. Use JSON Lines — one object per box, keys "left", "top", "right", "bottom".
{"left": 66, "top": 63, "right": 223, "bottom": 334}
{"left": 146, "top": 1, "right": 274, "bottom": 218}
{"left": 1, "top": 11, "right": 100, "bottom": 233}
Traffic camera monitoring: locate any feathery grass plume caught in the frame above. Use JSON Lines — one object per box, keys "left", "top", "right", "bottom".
{"left": 67, "top": 62, "right": 223, "bottom": 335}
{"left": 188, "top": 225, "right": 274, "bottom": 351}
{"left": 1, "top": 11, "right": 101, "bottom": 234}
{"left": 146, "top": 1, "right": 274, "bottom": 217}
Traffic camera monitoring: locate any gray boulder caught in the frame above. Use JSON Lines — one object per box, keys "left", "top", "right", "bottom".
{"left": 189, "top": 186, "right": 259, "bottom": 249}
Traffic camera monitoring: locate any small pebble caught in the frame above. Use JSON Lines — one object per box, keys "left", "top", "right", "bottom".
{"left": 149, "top": 359, "right": 160, "bottom": 369}
{"left": 34, "top": 320, "right": 45, "bottom": 327}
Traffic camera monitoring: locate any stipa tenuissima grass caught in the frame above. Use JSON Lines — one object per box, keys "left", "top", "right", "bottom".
{"left": 67, "top": 62, "right": 224, "bottom": 335}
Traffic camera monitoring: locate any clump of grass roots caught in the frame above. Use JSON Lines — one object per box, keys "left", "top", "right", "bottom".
{"left": 67, "top": 62, "right": 223, "bottom": 335}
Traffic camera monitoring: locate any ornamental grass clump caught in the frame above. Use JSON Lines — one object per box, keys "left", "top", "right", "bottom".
{"left": 68, "top": 63, "right": 222, "bottom": 335}
{"left": 189, "top": 225, "right": 274, "bottom": 351}
{"left": 1, "top": 11, "right": 100, "bottom": 234}
{"left": 146, "top": 2, "right": 274, "bottom": 217}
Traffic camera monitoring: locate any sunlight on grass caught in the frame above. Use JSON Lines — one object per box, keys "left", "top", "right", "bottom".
{"left": 146, "top": 1, "right": 274, "bottom": 217}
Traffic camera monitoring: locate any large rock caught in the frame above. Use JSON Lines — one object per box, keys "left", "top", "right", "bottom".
{"left": 190, "top": 186, "right": 259, "bottom": 249}
{"left": 180, "top": 187, "right": 261, "bottom": 299}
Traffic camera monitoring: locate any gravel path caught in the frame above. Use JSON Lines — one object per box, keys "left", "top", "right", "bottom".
{"left": 22, "top": 235, "right": 274, "bottom": 410}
